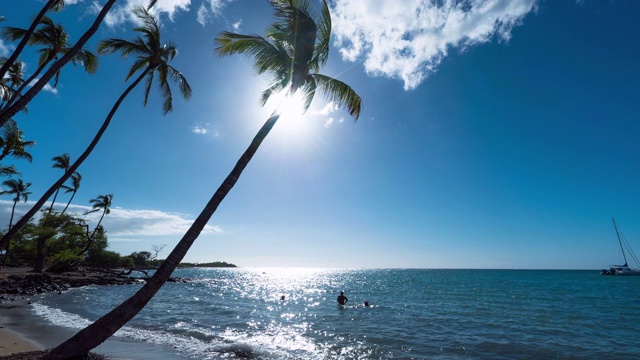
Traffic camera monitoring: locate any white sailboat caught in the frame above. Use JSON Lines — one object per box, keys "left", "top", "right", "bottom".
{"left": 601, "top": 218, "right": 640, "bottom": 276}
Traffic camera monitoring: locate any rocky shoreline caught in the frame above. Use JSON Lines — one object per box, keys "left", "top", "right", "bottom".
{"left": 0, "top": 267, "right": 142, "bottom": 299}
{"left": 0, "top": 266, "right": 190, "bottom": 307}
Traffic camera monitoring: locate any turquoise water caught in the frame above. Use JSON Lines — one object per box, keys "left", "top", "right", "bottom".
{"left": 25, "top": 268, "right": 640, "bottom": 359}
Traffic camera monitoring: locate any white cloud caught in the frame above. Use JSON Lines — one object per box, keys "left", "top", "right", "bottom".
{"left": 197, "top": 3, "right": 210, "bottom": 26}
{"left": 324, "top": 116, "right": 344, "bottom": 129}
{"left": 313, "top": 101, "right": 345, "bottom": 128}
{"left": 26, "top": 77, "right": 59, "bottom": 95}
{"left": 207, "top": 0, "right": 231, "bottom": 15}
{"left": 42, "top": 83, "right": 59, "bottom": 95}
{"left": 0, "top": 200, "right": 222, "bottom": 240}
{"left": 95, "top": 0, "right": 234, "bottom": 27}
{"left": 232, "top": 20, "right": 242, "bottom": 31}
{"left": 89, "top": 206, "right": 223, "bottom": 237}
{"left": 0, "top": 40, "right": 14, "bottom": 58}
{"left": 330, "top": 0, "right": 538, "bottom": 90}
{"left": 313, "top": 101, "right": 339, "bottom": 116}
{"left": 192, "top": 123, "right": 209, "bottom": 134}
{"left": 98, "top": 0, "right": 192, "bottom": 27}
{"left": 324, "top": 117, "right": 334, "bottom": 128}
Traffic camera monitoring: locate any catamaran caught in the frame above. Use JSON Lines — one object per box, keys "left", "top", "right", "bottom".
{"left": 601, "top": 218, "right": 640, "bottom": 276}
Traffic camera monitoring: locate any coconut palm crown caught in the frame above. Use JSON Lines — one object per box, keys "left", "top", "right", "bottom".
{"left": 215, "top": 0, "right": 361, "bottom": 118}
{"left": 97, "top": 6, "right": 192, "bottom": 114}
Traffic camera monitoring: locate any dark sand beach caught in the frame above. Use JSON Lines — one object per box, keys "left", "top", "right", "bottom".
{"left": 0, "top": 267, "right": 139, "bottom": 359}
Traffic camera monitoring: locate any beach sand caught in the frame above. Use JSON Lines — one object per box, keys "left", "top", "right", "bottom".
{"left": 0, "top": 327, "right": 42, "bottom": 356}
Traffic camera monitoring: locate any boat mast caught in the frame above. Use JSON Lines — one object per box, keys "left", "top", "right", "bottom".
{"left": 612, "top": 218, "right": 629, "bottom": 267}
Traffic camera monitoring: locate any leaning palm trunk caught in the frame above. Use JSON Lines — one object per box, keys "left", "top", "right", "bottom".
{"left": 0, "top": 0, "right": 116, "bottom": 127}
{"left": 0, "top": 68, "right": 150, "bottom": 251}
{"left": 47, "top": 187, "right": 60, "bottom": 213}
{"left": 44, "top": 112, "right": 280, "bottom": 359}
{"left": 60, "top": 190, "right": 76, "bottom": 215}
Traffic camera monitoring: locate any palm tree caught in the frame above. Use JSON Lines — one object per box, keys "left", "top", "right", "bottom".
{"left": 1, "top": 16, "right": 98, "bottom": 109}
{"left": 0, "top": 0, "right": 64, "bottom": 81}
{"left": 0, "top": 121, "right": 35, "bottom": 163}
{"left": 0, "top": 177, "right": 31, "bottom": 265}
{"left": 0, "top": 58, "right": 25, "bottom": 104}
{"left": 44, "top": 1, "right": 361, "bottom": 358}
{"left": 0, "top": 6, "right": 191, "bottom": 259}
{"left": 0, "top": 0, "right": 116, "bottom": 127}
{"left": 0, "top": 178, "right": 31, "bottom": 230}
{"left": 84, "top": 193, "right": 112, "bottom": 241}
{"left": 60, "top": 171, "right": 81, "bottom": 215}
{"left": 47, "top": 153, "right": 70, "bottom": 213}
{"left": 0, "top": 165, "right": 18, "bottom": 178}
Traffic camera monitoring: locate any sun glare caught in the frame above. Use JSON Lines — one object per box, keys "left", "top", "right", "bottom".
{"left": 271, "top": 90, "right": 308, "bottom": 135}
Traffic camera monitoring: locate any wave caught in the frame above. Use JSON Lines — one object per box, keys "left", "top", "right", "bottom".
{"left": 30, "top": 302, "right": 347, "bottom": 360}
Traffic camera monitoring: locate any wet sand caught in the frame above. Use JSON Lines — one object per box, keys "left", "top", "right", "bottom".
{"left": 0, "top": 327, "right": 42, "bottom": 356}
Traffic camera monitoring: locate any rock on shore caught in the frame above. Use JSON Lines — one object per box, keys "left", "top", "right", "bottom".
{"left": 0, "top": 267, "right": 141, "bottom": 298}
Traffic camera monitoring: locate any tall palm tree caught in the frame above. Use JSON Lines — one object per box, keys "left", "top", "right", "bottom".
{"left": 60, "top": 171, "right": 81, "bottom": 215}
{"left": 1, "top": 16, "right": 98, "bottom": 109}
{"left": 0, "top": 0, "right": 116, "bottom": 127}
{"left": 0, "top": 178, "right": 31, "bottom": 230}
{"left": 84, "top": 193, "right": 112, "bottom": 241}
{"left": 0, "top": 0, "right": 64, "bottom": 81}
{"left": 47, "top": 153, "right": 70, "bottom": 213}
{"left": 44, "top": 1, "right": 360, "bottom": 358}
{"left": 0, "top": 121, "right": 35, "bottom": 163}
{"left": 0, "top": 6, "right": 191, "bottom": 259}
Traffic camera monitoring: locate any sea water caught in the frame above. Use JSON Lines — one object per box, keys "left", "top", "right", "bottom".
{"left": 21, "top": 268, "right": 640, "bottom": 359}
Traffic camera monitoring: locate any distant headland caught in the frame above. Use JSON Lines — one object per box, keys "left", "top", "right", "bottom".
{"left": 178, "top": 261, "right": 237, "bottom": 268}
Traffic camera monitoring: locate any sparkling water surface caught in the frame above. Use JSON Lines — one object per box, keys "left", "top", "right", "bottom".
{"left": 29, "top": 268, "right": 640, "bottom": 359}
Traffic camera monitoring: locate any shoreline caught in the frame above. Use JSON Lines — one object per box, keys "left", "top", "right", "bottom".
{"left": 0, "top": 327, "right": 43, "bottom": 356}
{"left": 0, "top": 267, "right": 192, "bottom": 359}
{"left": 0, "top": 266, "right": 139, "bottom": 358}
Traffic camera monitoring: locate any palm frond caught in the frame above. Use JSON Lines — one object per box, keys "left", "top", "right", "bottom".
{"left": 298, "top": 75, "right": 317, "bottom": 113}
{"left": 167, "top": 64, "right": 192, "bottom": 100}
{"left": 143, "top": 69, "right": 154, "bottom": 107}
{"left": 71, "top": 49, "right": 99, "bottom": 74}
{"left": 125, "top": 57, "right": 149, "bottom": 81}
{"left": 97, "top": 38, "right": 143, "bottom": 58}
{"left": 312, "top": 0, "right": 331, "bottom": 68}
{"left": 1, "top": 27, "right": 28, "bottom": 42}
{"left": 311, "top": 73, "right": 362, "bottom": 120}
{"left": 259, "top": 82, "right": 286, "bottom": 106}
{"left": 157, "top": 64, "right": 173, "bottom": 114}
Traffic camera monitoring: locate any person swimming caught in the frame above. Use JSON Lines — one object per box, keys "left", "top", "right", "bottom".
{"left": 337, "top": 291, "right": 348, "bottom": 305}
{"left": 364, "top": 300, "right": 370, "bottom": 307}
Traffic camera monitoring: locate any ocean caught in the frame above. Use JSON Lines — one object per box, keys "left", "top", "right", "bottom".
{"left": 8, "top": 268, "right": 640, "bottom": 359}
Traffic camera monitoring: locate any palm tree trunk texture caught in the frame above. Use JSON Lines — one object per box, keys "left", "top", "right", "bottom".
{"left": 0, "top": 0, "right": 116, "bottom": 127}
{"left": 44, "top": 113, "right": 280, "bottom": 359}
{"left": 33, "top": 234, "right": 53, "bottom": 273}
{"left": 0, "top": 68, "right": 149, "bottom": 252}
{"left": 0, "top": 0, "right": 57, "bottom": 80}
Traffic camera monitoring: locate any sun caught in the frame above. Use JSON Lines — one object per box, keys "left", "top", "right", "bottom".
{"left": 270, "top": 90, "right": 309, "bottom": 135}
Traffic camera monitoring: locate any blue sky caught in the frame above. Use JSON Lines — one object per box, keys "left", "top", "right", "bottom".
{"left": 1, "top": 0, "right": 639, "bottom": 269}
